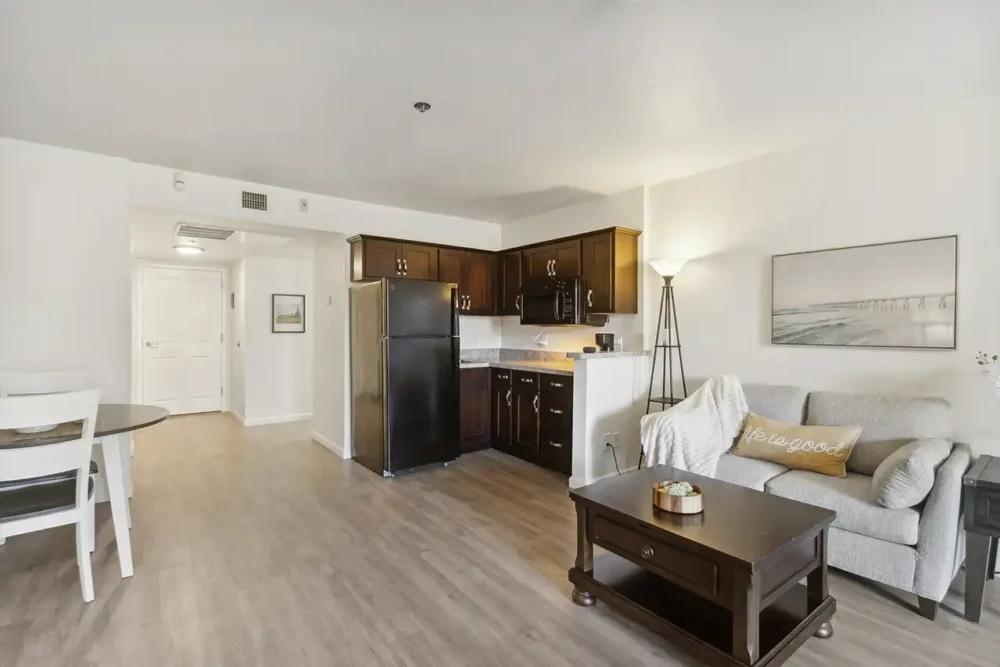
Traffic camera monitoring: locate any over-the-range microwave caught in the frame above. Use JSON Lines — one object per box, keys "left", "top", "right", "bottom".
{"left": 518, "top": 278, "right": 607, "bottom": 327}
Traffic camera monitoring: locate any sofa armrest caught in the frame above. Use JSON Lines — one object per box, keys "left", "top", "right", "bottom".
{"left": 913, "top": 442, "right": 973, "bottom": 600}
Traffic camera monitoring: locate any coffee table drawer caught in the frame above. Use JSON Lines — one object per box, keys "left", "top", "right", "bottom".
{"left": 593, "top": 516, "right": 718, "bottom": 598}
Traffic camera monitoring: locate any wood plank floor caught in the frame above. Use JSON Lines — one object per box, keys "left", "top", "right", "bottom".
{"left": 0, "top": 412, "right": 996, "bottom": 666}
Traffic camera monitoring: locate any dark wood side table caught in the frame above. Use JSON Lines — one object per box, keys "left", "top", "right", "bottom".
{"left": 963, "top": 455, "right": 1000, "bottom": 622}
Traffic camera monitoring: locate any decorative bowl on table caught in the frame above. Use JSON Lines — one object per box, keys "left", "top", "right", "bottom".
{"left": 652, "top": 481, "right": 704, "bottom": 514}
{"left": 14, "top": 424, "right": 58, "bottom": 435}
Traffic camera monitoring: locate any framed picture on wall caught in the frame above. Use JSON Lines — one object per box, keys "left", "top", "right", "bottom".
{"left": 272, "top": 294, "right": 306, "bottom": 333}
{"left": 771, "top": 235, "right": 957, "bottom": 349}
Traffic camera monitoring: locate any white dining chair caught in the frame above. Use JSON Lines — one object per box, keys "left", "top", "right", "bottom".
{"left": 0, "top": 368, "right": 102, "bottom": 547}
{"left": 0, "top": 389, "right": 101, "bottom": 602}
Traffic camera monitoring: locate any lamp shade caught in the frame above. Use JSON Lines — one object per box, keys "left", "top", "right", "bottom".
{"left": 648, "top": 258, "right": 687, "bottom": 277}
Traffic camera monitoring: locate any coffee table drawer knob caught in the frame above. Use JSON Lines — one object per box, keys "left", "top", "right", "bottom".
{"left": 641, "top": 545, "right": 654, "bottom": 559}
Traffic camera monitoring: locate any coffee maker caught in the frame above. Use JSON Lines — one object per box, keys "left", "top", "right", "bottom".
{"left": 594, "top": 333, "right": 615, "bottom": 352}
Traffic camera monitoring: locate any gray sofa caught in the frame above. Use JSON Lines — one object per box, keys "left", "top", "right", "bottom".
{"left": 716, "top": 383, "right": 972, "bottom": 619}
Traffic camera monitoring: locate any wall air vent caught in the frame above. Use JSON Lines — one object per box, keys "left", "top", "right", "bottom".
{"left": 242, "top": 190, "right": 268, "bottom": 211}
{"left": 175, "top": 223, "right": 235, "bottom": 241}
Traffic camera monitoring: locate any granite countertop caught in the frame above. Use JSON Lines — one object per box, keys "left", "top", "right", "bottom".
{"left": 564, "top": 350, "right": 650, "bottom": 360}
{"left": 459, "top": 359, "right": 574, "bottom": 376}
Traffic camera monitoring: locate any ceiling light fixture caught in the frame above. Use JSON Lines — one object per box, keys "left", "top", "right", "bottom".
{"left": 413, "top": 102, "right": 431, "bottom": 113}
{"left": 173, "top": 243, "right": 204, "bottom": 255}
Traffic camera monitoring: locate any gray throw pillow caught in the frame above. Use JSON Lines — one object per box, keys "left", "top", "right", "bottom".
{"left": 871, "top": 439, "right": 952, "bottom": 509}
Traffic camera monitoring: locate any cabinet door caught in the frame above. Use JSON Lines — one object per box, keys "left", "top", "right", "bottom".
{"left": 581, "top": 231, "right": 614, "bottom": 313}
{"left": 512, "top": 371, "right": 539, "bottom": 460}
{"left": 490, "top": 368, "right": 512, "bottom": 451}
{"left": 538, "top": 374, "right": 573, "bottom": 475}
{"left": 550, "top": 239, "right": 581, "bottom": 278}
{"left": 523, "top": 246, "right": 555, "bottom": 281}
{"left": 464, "top": 251, "right": 496, "bottom": 315}
{"left": 364, "top": 239, "right": 402, "bottom": 278}
{"left": 498, "top": 251, "right": 522, "bottom": 316}
{"left": 401, "top": 243, "right": 439, "bottom": 281}
{"left": 438, "top": 248, "right": 464, "bottom": 287}
{"left": 459, "top": 367, "right": 490, "bottom": 452}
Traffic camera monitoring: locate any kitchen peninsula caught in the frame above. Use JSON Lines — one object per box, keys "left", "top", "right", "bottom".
{"left": 459, "top": 348, "right": 648, "bottom": 488}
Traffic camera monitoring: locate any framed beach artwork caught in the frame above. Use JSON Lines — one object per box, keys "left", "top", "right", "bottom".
{"left": 771, "top": 236, "right": 957, "bottom": 349}
{"left": 272, "top": 294, "right": 306, "bottom": 333}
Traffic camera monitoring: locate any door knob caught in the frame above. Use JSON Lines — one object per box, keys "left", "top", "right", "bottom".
{"left": 640, "top": 545, "right": 654, "bottom": 559}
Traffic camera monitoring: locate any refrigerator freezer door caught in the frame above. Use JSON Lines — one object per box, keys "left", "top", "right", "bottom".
{"left": 385, "top": 336, "right": 460, "bottom": 472}
{"left": 385, "top": 279, "right": 458, "bottom": 338}
{"left": 350, "top": 281, "right": 387, "bottom": 475}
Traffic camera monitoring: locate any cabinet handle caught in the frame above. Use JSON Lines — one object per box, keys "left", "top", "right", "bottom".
{"left": 466, "top": 295, "right": 471, "bottom": 310}
{"left": 552, "top": 259, "right": 557, "bottom": 275}
{"left": 403, "top": 258, "right": 408, "bottom": 275}
{"left": 505, "top": 389, "right": 511, "bottom": 406}
{"left": 587, "top": 289, "right": 593, "bottom": 307}
{"left": 640, "top": 545, "right": 654, "bottom": 560}
{"left": 551, "top": 382, "right": 563, "bottom": 388}
{"left": 533, "top": 395, "right": 539, "bottom": 413}
{"left": 395, "top": 258, "right": 402, "bottom": 275}
{"left": 515, "top": 294, "right": 521, "bottom": 312}
{"left": 549, "top": 408, "right": 563, "bottom": 414}
{"left": 549, "top": 441, "right": 563, "bottom": 449}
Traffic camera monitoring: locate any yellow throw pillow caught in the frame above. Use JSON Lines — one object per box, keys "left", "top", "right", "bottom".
{"left": 734, "top": 413, "right": 862, "bottom": 478}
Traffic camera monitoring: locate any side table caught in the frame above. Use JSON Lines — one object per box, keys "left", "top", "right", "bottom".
{"left": 963, "top": 454, "right": 1000, "bottom": 622}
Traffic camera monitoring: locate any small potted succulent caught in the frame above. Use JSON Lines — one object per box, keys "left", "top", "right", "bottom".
{"left": 652, "top": 480, "right": 704, "bottom": 514}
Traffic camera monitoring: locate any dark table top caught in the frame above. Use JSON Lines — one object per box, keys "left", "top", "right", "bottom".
{"left": 965, "top": 454, "right": 1000, "bottom": 492}
{"left": 570, "top": 465, "right": 836, "bottom": 565}
{"left": 0, "top": 403, "right": 169, "bottom": 449}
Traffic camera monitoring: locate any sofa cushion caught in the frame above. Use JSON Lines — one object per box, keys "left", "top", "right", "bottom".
{"left": 715, "top": 452, "right": 790, "bottom": 491}
{"left": 742, "top": 383, "right": 809, "bottom": 425}
{"left": 872, "top": 439, "right": 952, "bottom": 509}
{"left": 734, "top": 413, "right": 860, "bottom": 477}
{"left": 806, "top": 391, "right": 953, "bottom": 475}
{"left": 765, "top": 470, "right": 920, "bottom": 545}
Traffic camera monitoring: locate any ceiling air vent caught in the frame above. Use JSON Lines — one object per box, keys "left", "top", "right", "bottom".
{"left": 175, "top": 223, "right": 235, "bottom": 241}
{"left": 242, "top": 190, "right": 268, "bottom": 211}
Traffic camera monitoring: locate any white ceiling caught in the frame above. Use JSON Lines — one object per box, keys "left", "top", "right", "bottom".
{"left": 2, "top": 1, "right": 997, "bottom": 222}
{"left": 130, "top": 208, "right": 322, "bottom": 263}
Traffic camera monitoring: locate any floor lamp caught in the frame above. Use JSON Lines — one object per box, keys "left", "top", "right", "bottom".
{"left": 641, "top": 258, "right": 688, "bottom": 468}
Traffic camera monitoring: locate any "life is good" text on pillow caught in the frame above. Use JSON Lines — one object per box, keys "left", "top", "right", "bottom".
{"left": 734, "top": 413, "right": 862, "bottom": 478}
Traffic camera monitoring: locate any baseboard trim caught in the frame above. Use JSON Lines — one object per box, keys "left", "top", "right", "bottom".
{"left": 242, "top": 413, "right": 312, "bottom": 427}
{"left": 229, "top": 410, "right": 245, "bottom": 426}
{"left": 310, "top": 431, "right": 346, "bottom": 458}
{"left": 570, "top": 465, "right": 638, "bottom": 489}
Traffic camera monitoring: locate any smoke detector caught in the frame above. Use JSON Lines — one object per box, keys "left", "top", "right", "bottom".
{"left": 413, "top": 102, "right": 431, "bottom": 113}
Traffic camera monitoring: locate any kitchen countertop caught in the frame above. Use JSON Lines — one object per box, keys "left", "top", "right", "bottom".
{"left": 459, "top": 359, "right": 574, "bottom": 376}
{"left": 564, "top": 350, "right": 650, "bottom": 360}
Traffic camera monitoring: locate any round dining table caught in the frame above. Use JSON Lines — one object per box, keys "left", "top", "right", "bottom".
{"left": 0, "top": 403, "right": 169, "bottom": 578}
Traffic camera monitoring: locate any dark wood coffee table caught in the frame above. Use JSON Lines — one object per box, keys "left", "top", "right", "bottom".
{"left": 569, "top": 465, "right": 836, "bottom": 667}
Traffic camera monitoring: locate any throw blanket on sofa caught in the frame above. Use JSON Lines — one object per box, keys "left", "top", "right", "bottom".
{"left": 640, "top": 375, "right": 749, "bottom": 476}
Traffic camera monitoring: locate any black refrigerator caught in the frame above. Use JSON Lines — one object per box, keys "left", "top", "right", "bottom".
{"left": 350, "top": 279, "right": 460, "bottom": 476}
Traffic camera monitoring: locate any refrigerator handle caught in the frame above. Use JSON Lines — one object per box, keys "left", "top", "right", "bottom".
{"left": 451, "top": 287, "right": 460, "bottom": 336}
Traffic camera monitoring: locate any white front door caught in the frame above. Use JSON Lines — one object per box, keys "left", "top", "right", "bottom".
{"left": 141, "top": 266, "right": 223, "bottom": 415}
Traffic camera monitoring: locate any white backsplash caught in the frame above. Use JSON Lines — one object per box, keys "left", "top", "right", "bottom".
{"left": 499, "top": 315, "right": 642, "bottom": 353}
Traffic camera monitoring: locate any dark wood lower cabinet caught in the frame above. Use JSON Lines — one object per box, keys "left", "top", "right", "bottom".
{"left": 491, "top": 369, "right": 573, "bottom": 475}
{"left": 459, "top": 368, "right": 490, "bottom": 453}
{"left": 490, "top": 368, "right": 513, "bottom": 452}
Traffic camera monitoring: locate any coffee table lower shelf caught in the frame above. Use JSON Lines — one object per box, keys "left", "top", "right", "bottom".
{"left": 569, "top": 554, "right": 835, "bottom": 667}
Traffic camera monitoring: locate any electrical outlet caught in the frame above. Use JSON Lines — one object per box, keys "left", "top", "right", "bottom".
{"left": 611, "top": 432, "right": 621, "bottom": 447}
{"left": 299, "top": 198, "right": 309, "bottom": 213}
{"left": 603, "top": 433, "right": 614, "bottom": 447}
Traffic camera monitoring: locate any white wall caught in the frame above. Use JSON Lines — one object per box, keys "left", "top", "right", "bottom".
{"left": 241, "top": 255, "right": 315, "bottom": 425}
{"left": 646, "top": 98, "right": 1000, "bottom": 453}
{"left": 499, "top": 187, "right": 647, "bottom": 352}
{"left": 0, "top": 138, "right": 132, "bottom": 400}
{"left": 311, "top": 238, "right": 350, "bottom": 455}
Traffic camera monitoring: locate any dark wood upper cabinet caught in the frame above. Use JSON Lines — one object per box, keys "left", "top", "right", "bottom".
{"left": 498, "top": 251, "right": 522, "bottom": 316}
{"left": 463, "top": 251, "right": 496, "bottom": 315}
{"left": 400, "top": 243, "right": 439, "bottom": 280}
{"left": 438, "top": 248, "right": 464, "bottom": 285}
{"left": 459, "top": 367, "right": 490, "bottom": 452}
{"left": 349, "top": 226, "right": 638, "bottom": 315}
{"left": 522, "top": 240, "right": 581, "bottom": 281}
{"left": 361, "top": 238, "right": 401, "bottom": 279}
{"left": 581, "top": 228, "right": 639, "bottom": 314}
{"left": 551, "top": 239, "right": 581, "bottom": 278}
